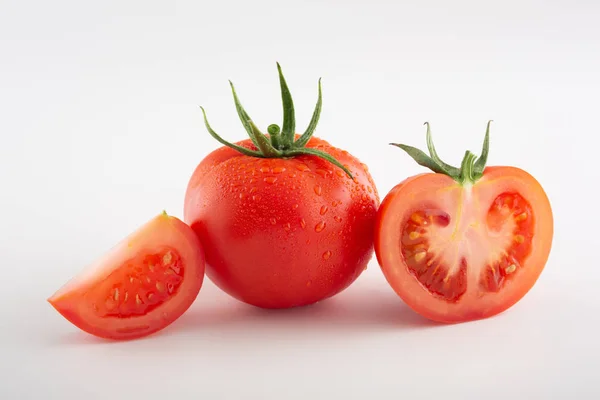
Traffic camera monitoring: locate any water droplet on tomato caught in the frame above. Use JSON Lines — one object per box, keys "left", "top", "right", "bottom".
{"left": 335, "top": 169, "right": 344, "bottom": 177}
{"left": 315, "top": 221, "right": 326, "bottom": 232}
{"left": 284, "top": 222, "right": 291, "bottom": 231}
{"left": 322, "top": 250, "right": 332, "bottom": 260}
{"left": 293, "top": 204, "right": 299, "bottom": 210}
{"left": 260, "top": 166, "right": 270, "bottom": 173}
{"left": 320, "top": 205, "right": 328, "bottom": 215}
{"left": 314, "top": 185, "right": 322, "bottom": 196}
{"left": 273, "top": 166, "right": 286, "bottom": 174}
{"left": 264, "top": 176, "right": 277, "bottom": 184}
{"left": 334, "top": 216, "right": 342, "bottom": 222}
{"left": 315, "top": 168, "right": 330, "bottom": 178}
{"left": 300, "top": 218, "right": 306, "bottom": 229}
{"left": 296, "top": 164, "right": 310, "bottom": 172}
{"left": 270, "top": 217, "right": 277, "bottom": 225}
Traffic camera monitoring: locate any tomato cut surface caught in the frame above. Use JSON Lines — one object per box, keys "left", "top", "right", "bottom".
{"left": 376, "top": 123, "right": 554, "bottom": 323}
{"left": 48, "top": 212, "right": 205, "bottom": 340}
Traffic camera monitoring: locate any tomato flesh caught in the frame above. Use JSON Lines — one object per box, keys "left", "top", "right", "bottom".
{"left": 48, "top": 213, "right": 205, "bottom": 340}
{"left": 375, "top": 167, "right": 553, "bottom": 323}
{"left": 93, "top": 247, "right": 185, "bottom": 318}
{"left": 480, "top": 192, "right": 534, "bottom": 292}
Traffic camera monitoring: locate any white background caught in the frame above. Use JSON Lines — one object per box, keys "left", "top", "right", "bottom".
{"left": 1, "top": 0, "right": 599, "bottom": 399}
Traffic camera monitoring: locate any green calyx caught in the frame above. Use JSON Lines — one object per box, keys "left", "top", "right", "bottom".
{"left": 199, "top": 63, "right": 353, "bottom": 178}
{"left": 390, "top": 120, "right": 493, "bottom": 185}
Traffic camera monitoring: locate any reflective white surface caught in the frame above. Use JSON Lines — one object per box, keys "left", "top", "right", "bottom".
{"left": 1, "top": 0, "right": 598, "bottom": 399}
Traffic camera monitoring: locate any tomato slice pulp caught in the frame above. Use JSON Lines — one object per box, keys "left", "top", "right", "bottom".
{"left": 48, "top": 212, "right": 205, "bottom": 340}
{"left": 375, "top": 166, "right": 553, "bottom": 323}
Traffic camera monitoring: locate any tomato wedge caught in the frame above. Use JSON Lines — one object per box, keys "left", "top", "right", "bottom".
{"left": 375, "top": 122, "right": 553, "bottom": 323}
{"left": 48, "top": 212, "right": 205, "bottom": 340}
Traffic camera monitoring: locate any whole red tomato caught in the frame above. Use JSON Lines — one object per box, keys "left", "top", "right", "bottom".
{"left": 184, "top": 64, "right": 379, "bottom": 309}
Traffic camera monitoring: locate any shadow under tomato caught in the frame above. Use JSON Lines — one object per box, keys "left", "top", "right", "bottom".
{"left": 49, "top": 277, "right": 443, "bottom": 346}
{"left": 163, "top": 279, "right": 440, "bottom": 340}
{"left": 51, "top": 330, "right": 116, "bottom": 346}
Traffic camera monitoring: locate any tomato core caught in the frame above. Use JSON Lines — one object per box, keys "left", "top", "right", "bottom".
{"left": 398, "top": 190, "right": 535, "bottom": 304}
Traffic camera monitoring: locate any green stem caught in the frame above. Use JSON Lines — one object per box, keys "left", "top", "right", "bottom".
{"left": 268, "top": 124, "right": 282, "bottom": 149}
{"left": 287, "top": 147, "right": 353, "bottom": 178}
{"left": 199, "top": 107, "right": 263, "bottom": 158}
{"left": 277, "top": 62, "right": 296, "bottom": 148}
{"left": 294, "top": 78, "right": 322, "bottom": 148}
{"left": 424, "top": 122, "right": 460, "bottom": 176}
{"left": 473, "top": 120, "right": 492, "bottom": 179}
{"left": 390, "top": 143, "right": 452, "bottom": 176}
{"left": 229, "top": 81, "right": 260, "bottom": 149}
{"left": 249, "top": 120, "right": 281, "bottom": 157}
{"left": 458, "top": 150, "right": 478, "bottom": 185}
{"left": 390, "top": 121, "right": 493, "bottom": 185}
{"left": 198, "top": 63, "right": 352, "bottom": 179}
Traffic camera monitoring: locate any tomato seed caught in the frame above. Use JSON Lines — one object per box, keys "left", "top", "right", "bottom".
{"left": 414, "top": 251, "right": 426, "bottom": 263}
{"left": 514, "top": 235, "right": 524, "bottom": 244}
{"left": 409, "top": 231, "right": 420, "bottom": 240}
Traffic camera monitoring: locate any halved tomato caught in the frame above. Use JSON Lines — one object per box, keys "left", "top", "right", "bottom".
{"left": 48, "top": 212, "right": 205, "bottom": 340}
{"left": 375, "top": 122, "right": 553, "bottom": 323}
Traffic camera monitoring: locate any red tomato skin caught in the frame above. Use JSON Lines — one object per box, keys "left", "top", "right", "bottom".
{"left": 184, "top": 136, "right": 379, "bottom": 308}
{"left": 48, "top": 213, "right": 206, "bottom": 340}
